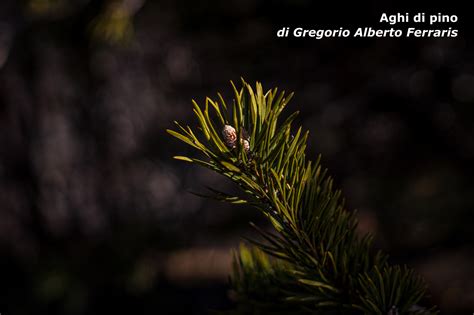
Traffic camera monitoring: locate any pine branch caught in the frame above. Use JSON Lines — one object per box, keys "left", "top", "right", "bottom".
{"left": 167, "top": 79, "right": 437, "bottom": 314}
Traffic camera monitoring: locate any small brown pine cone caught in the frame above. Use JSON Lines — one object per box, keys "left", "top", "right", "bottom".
{"left": 222, "top": 125, "right": 237, "bottom": 148}
{"left": 241, "top": 139, "right": 250, "bottom": 152}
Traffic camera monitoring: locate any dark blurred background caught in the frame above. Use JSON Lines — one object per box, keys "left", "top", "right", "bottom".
{"left": 0, "top": 0, "right": 473, "bottom": 314}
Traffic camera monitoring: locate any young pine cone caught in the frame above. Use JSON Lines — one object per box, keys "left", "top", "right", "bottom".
{"left": 222, "top": 125, "right": 238, "bottom": 148}
{"left": 222, "top": 125, "right": 250, "bottom": 152}
{"left": 241, "top": 139, "right": 250, "bottom": 152}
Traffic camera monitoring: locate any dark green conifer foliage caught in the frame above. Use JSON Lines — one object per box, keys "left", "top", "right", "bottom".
{"left": 167, "top": 80, "right": 437, "bottom": 314}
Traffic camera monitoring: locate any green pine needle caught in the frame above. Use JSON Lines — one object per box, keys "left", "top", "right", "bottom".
{"left": 167, "top": 79, "right": 438, "bottom": 315}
